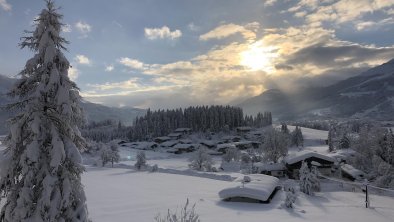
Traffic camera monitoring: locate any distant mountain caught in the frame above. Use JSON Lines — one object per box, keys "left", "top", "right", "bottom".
{"left": 239, "top": 59, "right": 394, "bottom": 121}
{"left": 0, "top": 75, "right": 145, "bottom": 134}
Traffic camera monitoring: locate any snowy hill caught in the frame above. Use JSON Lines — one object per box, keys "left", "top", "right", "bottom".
{"left": 0, "top": 74, "right": 145, "bottom": 134}
{"left": 239, "top": 59, "right": 394, "bottom": 120}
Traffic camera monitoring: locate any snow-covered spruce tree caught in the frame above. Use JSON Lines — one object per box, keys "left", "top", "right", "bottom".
{"left": 284, "top": 185, "right": 297, "bottom": 209}
{"left": 299, "top": 161, "right": 320, "bottom": 195}
{"left": 339, "top": 132, "right": 350, "bottom": 149}
{"left": 328, "top": 127, "right": 335, "bottom": 152}
{"left": 291, "top": 126, "right": 303, "bottom": 148}
{"left": 0, "top": 1, "right": 89, "bottom": 221}
{"left": 135, "top": 151, "right": 147, "bottom": 170}
{"left": 189, "top": 146, "right": 214, "bottom": 171}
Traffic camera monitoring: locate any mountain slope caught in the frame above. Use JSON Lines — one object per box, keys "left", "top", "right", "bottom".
{"left": 239, "top": 59, "right": 394, "bottom": 120}
{"left": 0, "top": 75, "right": 145, "bottom": 134}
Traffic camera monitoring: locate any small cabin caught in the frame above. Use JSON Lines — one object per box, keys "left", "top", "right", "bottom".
{"left": 168, "top": 133, "right": 183, "bottom": 140}
{"left": 174, "top": 128, "right": 192, "bottom": 135}
{"left": 216, "top": 143, "right": 236, "bottom": 153}
{"left": 167, "top": 144, "right": 198, "bottom": 154}
{"left": 154, "top": 136, "right": 171, "bottom": 144}
{"left": 254, "top": 162, "right": 287, "bottom": 178}
{"left": 285, "top": 151, "right": 335, "bottom": 179}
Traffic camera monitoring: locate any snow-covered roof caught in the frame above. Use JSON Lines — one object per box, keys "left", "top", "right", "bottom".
{"left": 341, "top": 164, "right": 365, "bottom": 179}
{"left": 219, "top": 174, "right": 279, "bottom": 202}
{"left": 179, "top": 139, "right": 193, "bottom": 144}
{"left": 285, "top": 151, "right": 335, "bottom": 165}
{"left": 254, "top": 162, "right": 286, "bottom": 171}
{"left": 174, "top": 128, "right": 191, "bottom": 132}
{"left": 168, "top": 133, "right": 183, "bottom": 137}
{"left": 200, "top": 140, "right": 217, "bottom": 147}
{"left": 160, "top": 140, "right": 178, "bottom": 147}
{"left": 131, "top": 142, "right": 157, "bottom": 150}
{"left": 173, "top": 143, "right": 198, "bottom": 149}
{"left": 217, "top": 143, "right": 236, "bottom": 149}
{"left": 236, "top": 126, "right": 252, "bottom": 131}
{"left": 155, "top": 136, "right": 171, "bottom": 141}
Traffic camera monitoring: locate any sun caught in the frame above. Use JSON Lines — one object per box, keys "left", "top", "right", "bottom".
{"left": 240, "top": 41, "right": 278, "bottom": 73}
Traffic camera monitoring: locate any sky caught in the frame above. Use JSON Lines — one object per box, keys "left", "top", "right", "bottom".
{"left": 1, "top": 0, "right": 394, "bottom": 109}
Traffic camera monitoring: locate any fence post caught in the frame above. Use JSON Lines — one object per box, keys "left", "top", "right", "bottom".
{"left": 364, "top": 179, "right": 370, "bottom": 208}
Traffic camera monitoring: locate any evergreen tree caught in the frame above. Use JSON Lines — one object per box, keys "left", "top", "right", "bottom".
{"left": 291, "top": 126, "right": 304, "bottom": 147}
{"left": 0, "top": 1, "right": 89, "bottom": 221}
{"left": 281, "top": 123, "right": 289, "bottom": 134}
{"left": 299, "top": 162, "right": 320, "bottom": 195}
{"left": 339, "top": 133, "right": 350, "bottom": 149}
{"left": 328, "top": 127, "right": 335, "bottom": 152}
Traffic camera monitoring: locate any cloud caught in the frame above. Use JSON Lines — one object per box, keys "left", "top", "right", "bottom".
{"left": 105, "top": 65, "right": 114, "bottom": 72}
{"left": 119, "top": 57, "right": 147, "bottom": 70}
{"left": 199, "top": 22, "right": 259, "bottom": 41}
{"left": 0, "top": 0, "right": 11, "bottom": 11}
{"left": 144, "top": 26, "right": 182, "bottom": 40}
{"left": 264, "top": 0, "right": 277, "bottom": 7}
{"left": 74, "top": 55, "right": 91, "bottom": 65}
{"left": 62, "top": 24, "right": 72, "bottom": 33}
{"left": 289, "top": 0, "right": 394, "bottom": 25}
{"left": 355, "top": 17, "right": 394, "bottom": 30}
{"left": 75, "top": 21, "right": 92, "bottom": 38}
{"left": 68, "top": 66, "right": 79, "bottom": 81}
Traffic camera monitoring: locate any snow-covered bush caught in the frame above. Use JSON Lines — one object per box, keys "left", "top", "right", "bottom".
{"left": 108, "top": 141, "right": 120, "bottom": 167}
{"left": 299, "top": 161, "right": 320, "bottom": 195}
{"left": 135, "top": 151, "right": 147, "bottom": 170}
{"left": 222, "top": 147, "right": 240, "bottom": 163}
{"left": 0, "top": 1, "right": 89, "bottom": 221}
{"left": 151, "top": 164, "right": 159, "bottom": 172}
{"left": 284, "top": 185, "right": 297, "bottom": 208}
{"left": 155, "top": 199, "right": 200, "bottom": 222}
{"left": 189, "top": 146, "right": 214, "bottom": 171}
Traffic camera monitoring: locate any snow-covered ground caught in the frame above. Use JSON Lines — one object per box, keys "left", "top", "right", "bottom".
{"left": 83, "top": 167, "right": 394, "bottom": 222}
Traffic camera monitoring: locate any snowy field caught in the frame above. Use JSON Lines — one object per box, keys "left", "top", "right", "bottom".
{"left": 84, "top": 167, "right": 394, "bottom": 222}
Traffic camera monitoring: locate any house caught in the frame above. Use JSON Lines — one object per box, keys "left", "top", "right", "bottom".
{"left": 222, "top": 136, "right": 241, "bottom": 143}
{"left": 154, "top": 136, "right": 171, "bottom": 144}
{"left": 234, "top": 141, "right": 261, "bottom": 150}
{"left": 179, "top": 139, "right": 193, "bottom": 144}
{"left": 236, "top": 127, "right": 252, "bottom": 136}
{"left": 216, "top": 143, "right": 236, "bottom": 153}
{"left": 199, "top": 140, "right": 217, "bottom": 149}
{"left": 168, "top": 133, "right": 183, "bottom": 140}
{"left": 285, "top": 151, "right": 335, "bottom": 179}
{"left": 130, "top": 142, "right": 158, "bottom": 150}
{"left": 167, "top": 144, "right": 198, "bottom": 154}
{"left": 174, "top": 128, "right": 192, "bottom": 135}
{"left": 218, "top": 174, "right": 280, "bottom": 204}
{"left": 254, "top": 162, "right": 287, "bottom": 178}
{"left": 160, "top": 140, "right": 178, "bottom": 148}
{"left": 341, "top": 164, "right": 365, "bottom": 181}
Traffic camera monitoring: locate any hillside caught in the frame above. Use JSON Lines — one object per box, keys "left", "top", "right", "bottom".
{"left": 239, "top": 59, "right": 394, "bottom": 120}
{"left": 0, "top": 74, "right": 145, "bottom": 134}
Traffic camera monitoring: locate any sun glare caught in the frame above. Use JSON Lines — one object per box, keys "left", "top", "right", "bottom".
{"left": 240, "top": 42, "right": 278, "bottom": 73}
